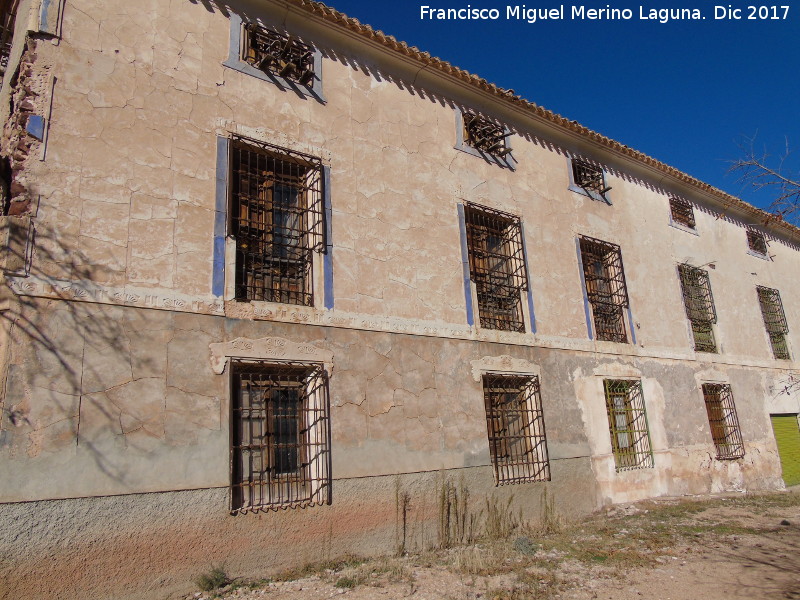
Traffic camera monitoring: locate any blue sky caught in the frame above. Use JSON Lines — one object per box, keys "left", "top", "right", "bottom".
{"left": 326, "top": 1, "right": 800, "bottom": 214}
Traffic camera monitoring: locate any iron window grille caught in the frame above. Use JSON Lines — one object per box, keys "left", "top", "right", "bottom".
{"left": 677, "top": 264, "right": 717, "bottom": 353}
{"left": 464, "top": 203, "right": 529, "bottom": 332}
{"left": 230, "top": 360, "right": 331, "bottom": 512}
{"left": 230, "top": 136, "right": 325, "bottom": 305}
{"left": 747, "top": 230, "right": 768, "bottom": 256}
{"left": 463, "top": 112, "right": 512, "bottom": 159}
{"left": 669, "top": 197, "right": 696, "bottom": 230}
{"left": 242, "top": 23, "right": 315, "bottom": 86}
{"left": 603, "top": 380, "right": 654, "bottom": 471}
{"left": 482, "top": 373, "right": 550, "bottom": 485}
{"left": 757, "top": 286, "right": 791, "bottom": 360}
{"left": 572, "top": 160, "right": 611, "bottom": 196}
{"left": 579, "top": 236, "right": 629, "bottom": 343}
{"left": 0, "top": 0, "right": 17, "bottom": 76}
{"left": 701, "top": 383, "right": 745, "bottom": 459}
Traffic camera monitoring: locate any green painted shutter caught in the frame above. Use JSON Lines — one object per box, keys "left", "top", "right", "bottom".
{"left": 771, "top": 415, "right": 800, "bottom": 488}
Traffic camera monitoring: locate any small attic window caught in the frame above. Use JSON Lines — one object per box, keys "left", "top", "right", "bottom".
{"left": 572, "top": 160, "right": 610, "bottom": 196}
{"left": 669, "top": 197, "right": 696, "bottom": 230}
{"left": 463, "top": 112, "right": 512, "bottom": 159}
{"left": 242, "top": 24, "right": 315, "bottom": 86}
{"left": 746, "top": 230, "right": 768, "bottom": 257}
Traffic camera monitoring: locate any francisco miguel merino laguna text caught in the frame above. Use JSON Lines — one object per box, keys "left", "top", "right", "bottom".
{"left": 419, "top": 5, "right": 791, "bottom": 24}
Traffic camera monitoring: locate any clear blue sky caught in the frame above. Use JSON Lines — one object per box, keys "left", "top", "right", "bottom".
{"left": 325, "top": 1, "right": 800, "bottom": 214}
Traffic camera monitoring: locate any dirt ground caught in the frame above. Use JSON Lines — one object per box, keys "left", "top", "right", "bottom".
{"left": 184, "top": 490, "right": 800, "bottom": 600}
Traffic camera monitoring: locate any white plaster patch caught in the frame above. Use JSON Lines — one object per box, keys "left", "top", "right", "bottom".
{"left": 208, "top": 337, "right": 334, "bottom": 374}
{"left": 469, "top": 355, "right": 541, "bottom": 382}
{"left": 694, "top": 367, "right": 729, "bottom": 386}
{"left": 591, "top": 362, "right": 641, "bottom": 378}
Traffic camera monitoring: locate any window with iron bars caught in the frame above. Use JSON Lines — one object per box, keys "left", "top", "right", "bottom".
{"left": 230, "top": 360, "right": 331, "bottom": 512}
{"left": 579, "top": 237, "right": 629, "bottom": 343}
{"left": 463, "top": 112, "right": 512, "bottom": 159}
{"left": 757, "top": 286, "right": 791, "bottom": 360}
{"left": 572, "top": 160, "right": 611, "bottom": 196}
{"left": 701, "top": 383, "right": 745, "bottom": 459}
{"left": 747, "top": 230, "right": 768, "bottom": 256}
{"left": 482, "top": 373, "right": 550, "bottom": 485}
{"left": 464, "top": 203, "right": 529, "bottom": 332}
{"left": 669, "top": 197, "right": 696, "bottom": 230}
{"left": 242, "top": 23, "right": 315, "bottom": 86}
{"left": 0, "top": 0, "right": 18, "bottom": 77}
{"left": 230, "top": 137, "right": 325, "bottom": 305}
{"left": 603, "top": 380, "right": 654, "bottom": 471}
{"left": 677, "top": 264, "right": 717, "bottom": 353}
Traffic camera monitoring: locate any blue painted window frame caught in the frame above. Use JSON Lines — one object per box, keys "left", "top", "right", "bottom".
{"left": 214, "top": 135, "right": 333, "bottom": 306}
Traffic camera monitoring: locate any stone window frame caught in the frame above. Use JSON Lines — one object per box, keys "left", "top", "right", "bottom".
{"left": 567, "top": 157, "right": 612, "bottom": 204}
{"left": 223, "top": 13, "right": 325, "bottom": 103}
{"left": 454, "top": 108, "right": 516, "bottom": 170}
{"left": 229, "top": 358, "right": 332, "bottom": 513}
{"left": 481, "top": 371, "right": 550, "bottom": 486}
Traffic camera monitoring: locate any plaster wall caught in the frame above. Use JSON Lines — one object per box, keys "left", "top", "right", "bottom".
{"left": 0, "top": 465, "right": 594, "bottom": 600}
{"left": 0, "top": 0, "right": 794, "bottom": 371}
{"left": 0, "top": 0, "right": 797, "bottom": 597}
{"left": 0, "top": 299, "right": 785, "bottom": 503}
{"left": 0, "top": 296, "right": 787, "bottom": 599}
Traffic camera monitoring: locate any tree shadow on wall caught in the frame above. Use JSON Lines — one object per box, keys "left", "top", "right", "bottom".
{"left": 1, "top": 218, "right": 163, "bottom": 488}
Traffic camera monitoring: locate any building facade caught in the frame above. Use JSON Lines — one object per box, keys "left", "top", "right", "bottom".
{"left": 0, "top": 0, "right": 799, "bottom": 598}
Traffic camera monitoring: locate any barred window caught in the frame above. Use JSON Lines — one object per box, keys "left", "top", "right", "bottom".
{"left": 747, "top": 230, "right": 768, "bottom": 256}
{"left": 0, "top": 0, "right": 17, "bottom": 76}
{"left": 463, "top": 112, "right": 512, "bottom": 159}
{"left": 603, "top": 380, "right": 654, "bottom": 471}
{"left": 572, "top": 160, "right": 611, "bottom": 196}
{"left": 579, "top": 236, "right": 629, "bottom": 343}
{"left": 757, "top": 286, "right": 791, "bottom": 360}
{"left": 242, "top": 24, "right": 315, "bottom": 86}
{"left": 231, "top": 360, "right": 331, "bottom": 512}
{"left": 230, "top": 137, "right": 325, "bottom": 305}
{"left": 702, "top": 383, "right": 745, "bottom": 459}
{"left": 677, "top": 264, "right": 717, "bottom": 353}
{"left": 482, "top": 373, "right": 550, "bottom": 485}
{"left": 669, "top": 197, "right": 695, "bottom": 230}
{"left": 464, "top": 203, "right": 528, "bottom": 332}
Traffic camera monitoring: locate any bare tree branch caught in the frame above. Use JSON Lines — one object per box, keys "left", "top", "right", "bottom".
{"left": 729, "top": 134, "right": 800, "bottom": 225}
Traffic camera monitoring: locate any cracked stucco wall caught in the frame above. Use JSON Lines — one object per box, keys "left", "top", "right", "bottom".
{"left": 0, "top": 298, "right": 784, "bottom": 503}
{"left": 0, "top": 297, "right": 787, "bottom": 599}
{"left": 0, "top": 0, "right": 796, "bottom": 597}
{"left": 2, "top": 0, "right": 795, "bottom": 365}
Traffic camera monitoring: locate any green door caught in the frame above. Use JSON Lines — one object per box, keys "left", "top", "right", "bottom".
{"left": 771, "top": 414, "right": 800, "bottom": 487}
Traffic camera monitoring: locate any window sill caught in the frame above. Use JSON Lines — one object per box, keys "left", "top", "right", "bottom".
{"left": 746, "top": 249, "right": 771, "bottom": 261}
{"left": 668, "top": 220, "right": 699, "bottom": 236}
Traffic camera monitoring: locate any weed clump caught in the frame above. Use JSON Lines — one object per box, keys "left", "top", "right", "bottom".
{"left": 194, "top": 565, "right": 230, "bottom": 592}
